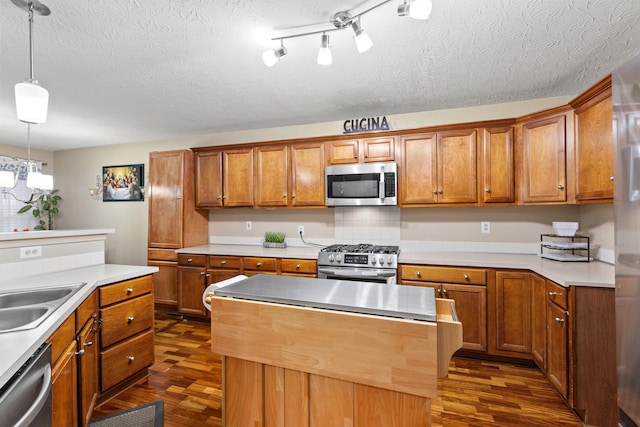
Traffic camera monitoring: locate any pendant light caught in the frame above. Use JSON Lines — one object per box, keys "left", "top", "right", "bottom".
{"left": 13, "top": 0, "right": 51, "bottom": 124}
{"left": 317, "top": 34, "right": 332, "bottom": 65}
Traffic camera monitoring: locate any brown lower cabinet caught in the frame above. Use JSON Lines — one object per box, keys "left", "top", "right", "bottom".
{"left": 177, "top": 254, "right": 317, "bottom": 318}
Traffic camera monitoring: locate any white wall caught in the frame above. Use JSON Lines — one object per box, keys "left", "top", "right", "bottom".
{"left": 3, "top": 94, "right": 617, "bottom": 265}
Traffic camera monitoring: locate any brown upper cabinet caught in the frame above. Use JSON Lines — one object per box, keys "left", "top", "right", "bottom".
{"left": 254, "top": 142, "right": 325, "bottom": 208}
{"left": 517, "top": 107, "right": 571, "bottom": 204}
{"left": 325, "top": 136, "right": 395, "bottom": 165}
{"left": 194, "top": 148, "right": 253, "bottom": 208}
{"left": 480, "top": 126, "right": 515, "bottom": 204}
{"left": 570, "top": 75, "right": 614, "bottom": 202}
{"left": 399, "top": 128, "right": 477, "bottom": 206}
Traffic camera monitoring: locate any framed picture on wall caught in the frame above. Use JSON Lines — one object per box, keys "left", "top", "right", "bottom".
{"left": 102, "top": 164, "right": 144, "bottom": 202}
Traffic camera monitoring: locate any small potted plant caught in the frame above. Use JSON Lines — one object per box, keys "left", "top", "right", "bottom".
{"left": 263, "top": 231, "right": 286, "bottom": 248}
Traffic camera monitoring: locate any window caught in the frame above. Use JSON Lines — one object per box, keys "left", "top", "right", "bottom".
{"left": 0, "top": 156, "right": 38, "bottom": 232}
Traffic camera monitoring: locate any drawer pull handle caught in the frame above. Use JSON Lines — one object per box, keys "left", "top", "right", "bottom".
{"left": 128, "top": 356, "right": 135, "bottom": 363}
{"left": 221, "top": 260, "right": 226, "bottom": 265}
{"left": 463, "top": 274, "right": 469, "bottom": 279}
{"left": 126, "top": 288, "right": 134, "bottom": 294}
{"left": 84, "top": 341, "right": 93, "bottom": 346}
{"left": 416, "top": 271, "right": 422, "bottom": 277}
{"left": 187, "top": 258, "right": 193, "bottom": 262}
{"left": 75, "top": 349, "right": 85, "bottom": 356}
{"left": 548, "top": 291, "right": 557, "bottom": 296}
{"left": 558, "top": 184, "right": 565, "bottom": 190}
{"left": 485, "top": 188, "right": 491, "bottom": 193}
{"left": 127, "top": 316, "right": 135, "bottom": 323}
{"left": 205, "top": 274, "right": 211, "bottom": 278}
{"left": 256, "top": 262, "right": 262, "bottom": 267}
{"left": 201, "top": 272, "right": 205, "bottom": 275}
{"left": 442, "top": 289, "right": 447, "bottom": 294}
{"left": 555, "top": 317, "right": 565, "bottom": 323}
{"left": 296, "top": 264, "right": 301, "bottom": 269}
{"left": 437, "top": 289, "right": 442, "bottom": 294}
{"left": 432, "top": 190, "right": 438, "bottom": 194}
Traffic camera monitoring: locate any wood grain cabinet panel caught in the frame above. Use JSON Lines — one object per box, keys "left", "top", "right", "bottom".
{"left": 195, "top": 150, "right": 223, "bottom": 208}
{"left": 255, "top": 145, "right": 289, "bottom": 207}
{"left": 482, "top": 126, "right": 515, "bottom": 203}
{"left": 326, "top": 139, "right": 360, "bottom": 164}
{"left": 100, "top": 275, "right": 153, "bottom": 307}
{"left": 223, "top": 148, "right": 254, "bottom": 207}
{"left": 100, "top": 330, "right": 155, "bottom": 391}
{"left": 531, "top": 274, "right": 547, "bottom": 369}
{"left": 281, "top": 258, "right": 318, "bottom": 276}
{"left": 494, "top": 271, "right": 531, "bottom": 355}
{"left": 571, "top": 77, "right": 613, "bottom": 202}
{"left": 290, "top": 142, "right": 325, "bottom": 207}
{"left": 520, "top": 112, "right": 568, "bottom": 203}
{"left": 362, "top": 136, "right": 395, "bottom": 162}
{"left": 178, "top": 266, "right": 209, "bottom": 317}
{"left": 399, "top": 129, "right": 477, "bottom": 205}
{"left": 546, "top": 298, "right": 569, "bottom": 398}
{"left": 100, "top": 294, "right": 154, "bottom": 348}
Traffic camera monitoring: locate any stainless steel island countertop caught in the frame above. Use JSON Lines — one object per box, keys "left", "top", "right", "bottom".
{"left": 214, "top": 274, "right": 436, "bottom": 322}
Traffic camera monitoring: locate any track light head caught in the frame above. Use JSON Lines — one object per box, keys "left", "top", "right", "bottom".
{"left": 317, "top": 34, "right": 332, "bottom": 65}
{"left": 403, "top": 0, "right": 432, "bottom": 20}
{"left": 262, "top": 45, "right": 287, "bottom": 67}
{"left": 351, "top": 20, "right": 373, "bottom": 53}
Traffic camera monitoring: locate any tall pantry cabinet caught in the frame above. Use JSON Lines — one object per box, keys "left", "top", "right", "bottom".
{"left": 147, "top": 150, "right": 209, "bottom": 309}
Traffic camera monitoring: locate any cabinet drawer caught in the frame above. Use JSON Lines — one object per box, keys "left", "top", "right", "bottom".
{"left": 546, "top": 280, "right": 568, "bottom": 310}
{"left": 400, "top": 265, "right": 486, "bottom": 285}
{"left": 243, "top": 257, "right": 277, "bottom": 271}
{"left": 209, "top": 256, "right": 242, "bottom": 269}
{"left": 100, "top": 275, "right": 153, "bottom": 307}
{"left": 47, "top": 313, "right": 76, "bottom": 363}
{"left": 148, "top": 248, "right": 177, "bottom": 262}
{"left": 177, "top": 254, "right": 207, "bottom": 267}
{"left": 100, "top": 329, "right": 154, "bottom": 391}
{"left": 281, "top": 259, "right": 317, "bottom": 274}
{"left": 75, "top": 290, "right": 98, "bottom": 332}
{"left": 101, "top": 294, "right": 154, "bottom": 347}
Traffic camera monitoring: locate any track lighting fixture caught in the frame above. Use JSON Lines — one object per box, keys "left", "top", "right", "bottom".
{"left": 262, "top": 0, "right": 432, "bottom": 66}
{"left": 262, "top": 42, "right": 288, "bottom": 67}
{"left": 317, "top": 34, "right": 332, "bottom": 65}
{"left": 397, "top": 0, "right": 433, "bottom": 20}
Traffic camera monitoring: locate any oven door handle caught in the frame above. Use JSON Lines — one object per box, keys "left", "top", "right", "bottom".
{"left": 14, "top": 364, "right": 51, "bottom": 427}
{"left": 318, "top": 268, "right": 395, "bottom": 278}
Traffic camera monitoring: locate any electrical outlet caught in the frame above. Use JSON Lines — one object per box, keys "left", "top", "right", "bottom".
{"left": 297, "top": 225, "right": 304, "bottom": 236}
{"left": 481, "top": 221, "right": 490, "bottom": 234}
{"left": 20, "top": 246, "right": 42, "bottom": 259}
{"left": 246, "top": 221, "right": 252, "bottom": 231}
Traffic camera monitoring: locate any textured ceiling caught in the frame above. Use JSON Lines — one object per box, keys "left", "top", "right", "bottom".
{"left": 1, "top": 0, "right": 640, "bottom": 151}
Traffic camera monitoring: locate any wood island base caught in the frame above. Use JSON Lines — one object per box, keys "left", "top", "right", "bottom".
{"left": 210, "top": 296, "right": 461, "bottom": 427}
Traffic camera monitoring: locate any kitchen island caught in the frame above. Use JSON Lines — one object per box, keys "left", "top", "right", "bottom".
{"left": 209, "top": 274, "right": 462, "bottom": 427}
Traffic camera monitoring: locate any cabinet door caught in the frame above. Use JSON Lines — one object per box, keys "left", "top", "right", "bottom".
{"left": 78, "top": 318, "right": 99, "bottom": 427}
{"left": 326, "top": 139, "right": 360, "bottom": 164}
{"left": 290, "top": 142, "right": 325, "bottom": 207}
{"left": 52, "top": 340, "right": 78, "bottom": 427}
{"left": 223, "top": 148, "right": 254, "bottom": 207}
{"left": 178, "top": 267, "right": 208, "bottom": 317}
{"left": 255, "top": 145, "right": 288, "bottom": 207}
{"left": 438, "top": 129, "right": 478, "bottom": 204}
{"left": 482, "top": 127, "right": 515, "bottom": 203}
{"left": 494, "top": 271, "right": 531, "bottom": 355}
{"left": 531, "top": 274, "right": 547, "bottom": 369}
{"left": 521, "top": 114, "right": 567, "bottom": 203}
{"left": 442, "top": 283, "right": 487, "bottom": 351}
{"left": 362, "top": 136, "right": 395, "bottom": 162}
{"left": 574, "top": 94, "right": 614, "bottom": 201}
{"left": 195, "top": 150, "right": 223, "bottom": 208}
{"left": 148, "top": 260, "right": 178, "bottom": 307}
{"left": 148, "top": 151, "right": 185, "bottom": 248}
{"left": 399, "top": 133, "right": 438, "bottom": 205}
{"left": 547, "top": 300, "right": 569, "bottom": 398}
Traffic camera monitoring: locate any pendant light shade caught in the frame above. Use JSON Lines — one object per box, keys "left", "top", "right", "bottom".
{"left": 408, "top": 0, "right": 432, "bottom": 20}
{"left": 15, "top": 81, "right": 49, "bottom": 124}
{"left": 351, "top": 20, "right": 372, "bottom": 53}
{"left": 0, "top": 171, "right": 16, "bottom": 188}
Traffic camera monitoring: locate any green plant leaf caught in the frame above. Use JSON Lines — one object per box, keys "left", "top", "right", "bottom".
{"left": 17, "top": 205, "right": 33, "bottom": 214}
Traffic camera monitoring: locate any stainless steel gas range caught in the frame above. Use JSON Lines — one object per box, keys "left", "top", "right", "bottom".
{"left": 317, "top": 244, "right": 400, "bottom": 285}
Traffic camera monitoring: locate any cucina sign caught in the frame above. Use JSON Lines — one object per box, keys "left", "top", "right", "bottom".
{"left": 343, "top": 116, "right": 390, "bottom": 134}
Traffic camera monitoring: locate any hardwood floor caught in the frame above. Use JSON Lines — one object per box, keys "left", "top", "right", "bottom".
{"left": 92, "top": 315, "right": 583, "bottom": 427}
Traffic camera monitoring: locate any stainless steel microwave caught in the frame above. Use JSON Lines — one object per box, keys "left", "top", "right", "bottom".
{"left": 325, "top": 162, "right": 397, "bottom": 206}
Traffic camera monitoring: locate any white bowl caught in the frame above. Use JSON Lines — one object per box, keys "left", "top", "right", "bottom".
{"left": 552, "top": 222, "right": 578, "bottom": 236}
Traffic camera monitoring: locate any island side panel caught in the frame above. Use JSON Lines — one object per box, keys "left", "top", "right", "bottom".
{"left": 211, "top": 296, "right": 438, "bottom": 398}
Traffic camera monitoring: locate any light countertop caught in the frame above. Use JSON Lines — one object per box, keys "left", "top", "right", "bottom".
{"left": 179, "top": 244, "right": 614, "bottom": 288}
{"left": 0, "top": 264, "right": 158, "bottom": 389}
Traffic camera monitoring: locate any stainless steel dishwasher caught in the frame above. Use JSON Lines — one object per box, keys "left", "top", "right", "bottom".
{"left": 0, "top": 342, "right": 52, "bottom": 427}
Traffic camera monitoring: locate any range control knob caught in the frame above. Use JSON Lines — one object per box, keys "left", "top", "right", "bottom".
{"left": 335, "top": 254, "right": 342, "bottom": 263}
{"left": 387, "top": 257, "right": 393, "bottom": 265}
{"left": 371, "top": 256, "right": 377, "bottom": 265}
{"left": 328, "top": 254, "right": 335, "bottom": 262}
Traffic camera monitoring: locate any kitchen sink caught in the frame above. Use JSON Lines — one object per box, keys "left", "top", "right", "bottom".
{"left": 0, "top": 284, "right": 84, "bottom": 333}
{"left": 0, "top": 306, "right": 52, "bottom": 331}
{"left": 0, "top": 287, "right": 78, "bottom": 309}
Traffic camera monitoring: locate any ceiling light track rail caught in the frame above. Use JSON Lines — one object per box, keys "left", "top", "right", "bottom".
{"left": 262, "top": 0, "right": 432, "bottom": 66}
